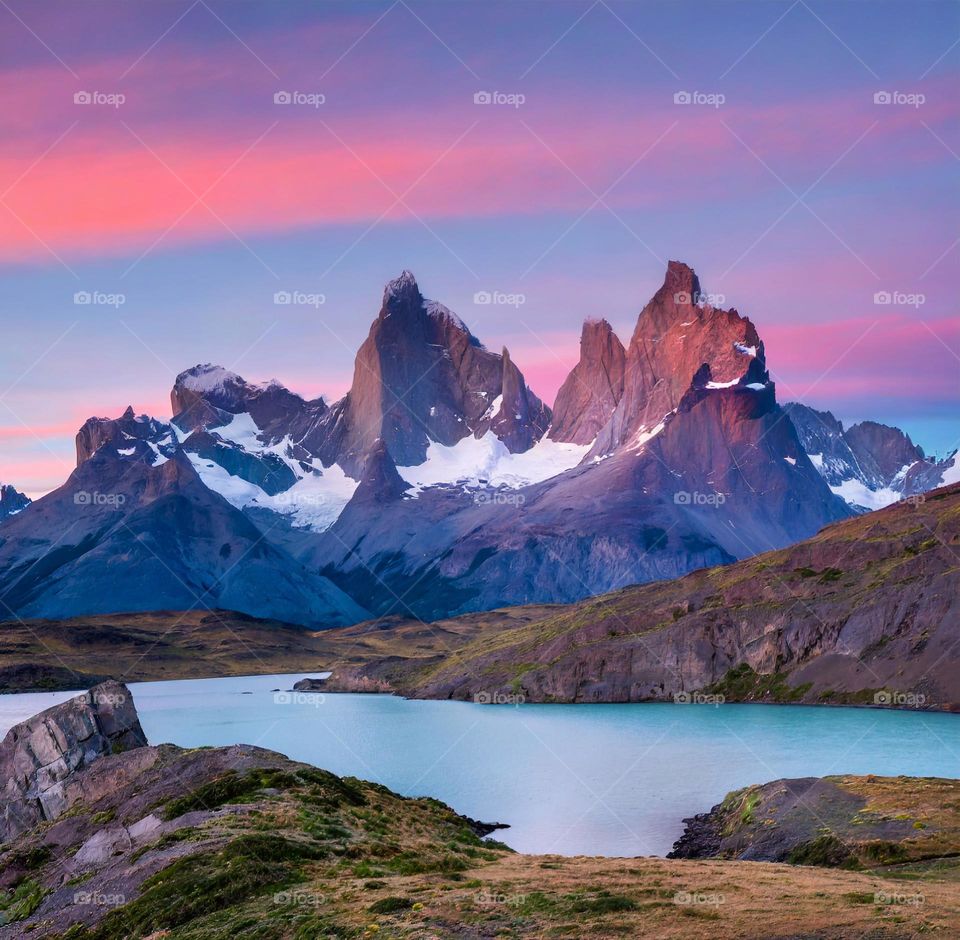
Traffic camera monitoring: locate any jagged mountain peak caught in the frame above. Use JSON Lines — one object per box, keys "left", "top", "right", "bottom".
{"left": 0, "top": 483, "right": 31, "bottom": 520}
{"left": 382, "top": 269, "right": 420, "bottom": 306}
{"left": 783, "top": 401, "right": 948, "bottom": 511}
{"left": 379, "top": 272, "right": 476, "bottom": 342}
{"left": 76, "top": 408, "right": 178, "bottom": 467}
{"left": 589, "top": 261, "right": 770, "bottom": 456}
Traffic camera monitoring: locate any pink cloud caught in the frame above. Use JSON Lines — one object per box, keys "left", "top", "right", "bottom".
{"left": 0, "top": 33, "right": 955, "bottom": 264}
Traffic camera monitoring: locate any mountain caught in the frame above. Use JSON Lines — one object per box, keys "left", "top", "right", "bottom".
{"left": 297, "top": 271, "right": 551, "bottom": 473}
{"left": 0, "top": 411, "right": 366, "bottom": 627}
{"left": 363, "top": 480, "right": 960, "bottom": 706}
{"left": 8, "top": 259, "right": 951, "bottom": 628}
{"left": 784, "top": 403, "right": 958, "bottom": 511}
{"left": 0, "top": 484, "right": 30, "bottom": 520}
{"left": 302, "top": 262, "right": 850, "bottom": 618}
{"left": 588, "top": 262, "right": 768, "bottom": 457}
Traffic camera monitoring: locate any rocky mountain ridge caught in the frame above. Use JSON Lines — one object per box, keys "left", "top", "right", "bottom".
{"left": 784, "top": 402, "right": 958, "bottom": 511}
{"left": 0, "top": 485, "right": 29, "bottom": 521}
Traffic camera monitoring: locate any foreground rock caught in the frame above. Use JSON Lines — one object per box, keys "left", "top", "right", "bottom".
{"left": 2, "top": 688, "right": 960, "bottom": 938}
{"left": 0, "top": 681, "right": 145, "bottom": 843}
{"left": 669, "top": 775, "right": 960, "bottom": 870}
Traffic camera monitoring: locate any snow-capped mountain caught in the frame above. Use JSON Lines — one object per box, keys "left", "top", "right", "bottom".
{"left": 0, "top": 484, "right": 30, "bottom": 520}
{"left": 1, "top": 260, "right": 948, "bottom": 627}
{"left": 784, "top": 403, "right": 957, "bottom": 511}
{"left": 0, "top": 410, "right": 366, "bottom": 627}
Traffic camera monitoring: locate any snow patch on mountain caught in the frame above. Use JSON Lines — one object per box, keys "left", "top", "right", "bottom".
{"left": 179, "top": 364, "right": 241, "bottom": 394}
{"left": 188, "top": 453, "right": 358, "bottom": 531}
{"left": 829, "top": 478, "right": 903, "bottom": 511}
{"left": 399, "top": 432, "right": 591, "bottom": 495}
{"left": 939, "top": 454, "right": 960, "bottom": 487}
{"left": 185, "top": 410, "right": 358, "bottom": 530}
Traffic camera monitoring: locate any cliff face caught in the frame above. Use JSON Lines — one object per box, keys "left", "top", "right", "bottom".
{"left": 0, "top": 681, "right": 145, "bottom": 842}
{"left": 311, "top": 272, "right": 549, "bottom": 474}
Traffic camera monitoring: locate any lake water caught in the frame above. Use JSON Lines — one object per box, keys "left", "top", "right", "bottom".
{"left": 5, "top": 673, "right": 959, "bottom": 857}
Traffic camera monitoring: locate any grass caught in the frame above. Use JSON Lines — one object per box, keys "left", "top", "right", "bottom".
{"left": 0, "top": 878, "right": 47, "bottom": 926}
{"left": 63, "top": 834, "right": 327, "bottom": 939}
{"left": 705, "top": 664, "right": 813, "bottom": 703}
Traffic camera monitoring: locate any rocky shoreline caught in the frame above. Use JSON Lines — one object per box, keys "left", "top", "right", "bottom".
{"left": 1, "top": 683, "right": 959, "bottom": 938}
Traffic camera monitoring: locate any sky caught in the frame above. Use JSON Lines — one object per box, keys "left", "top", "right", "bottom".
{"left": 0, "top": 0, "right": 957, "bottom": 496}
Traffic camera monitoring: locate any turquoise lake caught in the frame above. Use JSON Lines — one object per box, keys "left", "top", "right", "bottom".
{"left": 5, "top": 673, "right": 959, "bottom": 857}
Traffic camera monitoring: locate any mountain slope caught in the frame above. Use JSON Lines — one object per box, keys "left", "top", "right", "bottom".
{"left": 337, "top": 481, "right": 960, "bottom": 707}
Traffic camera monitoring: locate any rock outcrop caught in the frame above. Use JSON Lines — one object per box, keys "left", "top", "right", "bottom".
{"left": 668, "top": 775, "right": 960, "bottom": 868}
{"left": 0, "top": 687, "right": 514, "bottom": 938}
{"left": 0, "top": 681, "right": 145, "bottom": 843}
